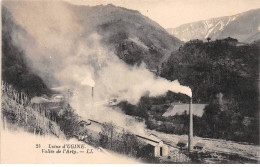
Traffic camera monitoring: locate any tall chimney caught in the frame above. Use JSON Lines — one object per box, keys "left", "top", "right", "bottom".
{"left": 188, "top": 98, "right": 193, "bottom": 152}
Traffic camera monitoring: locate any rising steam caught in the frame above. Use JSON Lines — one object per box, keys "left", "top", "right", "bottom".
{"left": 4, "top": 1, "right": 192, "bottom": 125}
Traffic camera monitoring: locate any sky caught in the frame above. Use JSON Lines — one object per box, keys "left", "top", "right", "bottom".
{"left": 63, "top": 0, "right": 260, "bottom": 28}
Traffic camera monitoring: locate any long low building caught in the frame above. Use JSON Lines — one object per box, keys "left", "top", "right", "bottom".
{"left": 75, "top": 118, "right": 179, "bottom": 158}
{"left": 136, "top": 134, "right": 178, "bottom": 157}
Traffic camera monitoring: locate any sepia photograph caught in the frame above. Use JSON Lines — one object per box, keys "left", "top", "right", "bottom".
{"left": 0, "top": 0, "right": 259, "bottom": 164}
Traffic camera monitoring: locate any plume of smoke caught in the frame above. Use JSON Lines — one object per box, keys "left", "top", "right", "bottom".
{"left": 5, "top": 1, "right": 192, "bottom": 129}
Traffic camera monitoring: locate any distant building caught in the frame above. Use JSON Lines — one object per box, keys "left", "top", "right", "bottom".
{"left": 223, "top": 37, "right": 238, "bottom": 46}
{"left": 163, "top": 104, "right": 207, "bottom": 117}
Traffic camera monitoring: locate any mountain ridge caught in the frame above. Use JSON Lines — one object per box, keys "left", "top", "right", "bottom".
{"left": 66, "top": 2, "right": 183, "bottom": 69}
{"left": 167, "top": 8, "right": 260, "bottom": 43}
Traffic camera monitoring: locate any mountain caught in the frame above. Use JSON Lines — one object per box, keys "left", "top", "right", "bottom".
{"left": 2, "top": 6, "right": 53, "bottom": 97}
{"left": 66, "top": 3, "right": 183, "bottom": 69}
{"left": 167, "top": 9, "right": 260, "bottom": 43}
{"left": 3, "top": 1, "right": 182, "bottom": 78}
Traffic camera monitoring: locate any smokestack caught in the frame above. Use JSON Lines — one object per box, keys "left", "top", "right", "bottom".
{"left": 188, "top": 98, "right": 193, "bottom": 152}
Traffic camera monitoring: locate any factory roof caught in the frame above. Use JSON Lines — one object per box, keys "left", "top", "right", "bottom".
{"left": 136, "top": 135, "right": 159, "bottom": 143}
{"left": 135, "top": 133, "right": 178, "bottom": 148}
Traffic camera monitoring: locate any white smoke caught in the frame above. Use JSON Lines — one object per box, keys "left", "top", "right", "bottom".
{"left": 5, "top": 1, "right": 192, "bottom": 127}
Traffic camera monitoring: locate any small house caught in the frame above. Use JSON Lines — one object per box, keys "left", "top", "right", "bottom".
{"left": 223, "top": 37, "right": 238, "bottom": 46}
{"left": 136, "top": 134, "right": 174, "bottom": 157}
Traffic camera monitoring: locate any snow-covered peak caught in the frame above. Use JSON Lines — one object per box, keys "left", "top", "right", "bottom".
{"left": 167, "top": 9, "right": 260, "bottom": 43}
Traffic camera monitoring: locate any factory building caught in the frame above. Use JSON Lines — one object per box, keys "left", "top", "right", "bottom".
{"left": 136, "top": 134, "right": 177, "bottom": 157}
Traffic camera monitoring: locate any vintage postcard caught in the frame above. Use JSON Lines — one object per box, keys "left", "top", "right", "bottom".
{"left": 1, "top": 0, "right": 259, "bottom": 164}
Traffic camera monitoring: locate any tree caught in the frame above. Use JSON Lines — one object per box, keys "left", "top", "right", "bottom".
{"left": 121, "top": 130, "right": 139, "bottom": 156}
{"left": 206, "top": 37, "right": 211, "bottom": 42}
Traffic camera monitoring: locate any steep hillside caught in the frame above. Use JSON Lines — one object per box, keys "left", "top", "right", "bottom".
{"left": 2, "top": 82, "right": 65, "bottom": 138}
{"left": 167, "top": 9, "right": 260, "bottom": 43}
{"left": 67, "top": 3, "right": 183, "bottom": 69}
{"left": 2, "top": 6, "right": 53, "bottom": 98}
